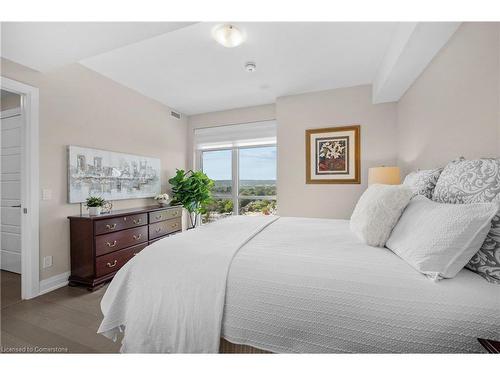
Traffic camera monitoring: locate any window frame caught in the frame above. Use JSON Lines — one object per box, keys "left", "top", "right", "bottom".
{"left": 197, "top": 143, "right": 277, "bottom": 216}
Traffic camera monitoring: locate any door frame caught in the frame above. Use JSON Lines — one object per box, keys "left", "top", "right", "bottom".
{"left": 1, "top": 76, "right": 40, "bottom": 299}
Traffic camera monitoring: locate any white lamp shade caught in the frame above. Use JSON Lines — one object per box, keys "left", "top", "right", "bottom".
{"left": 368, "top": 166, "right": 401, "bottom": 185}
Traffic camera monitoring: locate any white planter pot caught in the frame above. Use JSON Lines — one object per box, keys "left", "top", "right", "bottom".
{"left": 157, "top": 199, "right": 170, "bottom": 207}
{"left": 88, "top": 206, "right": 102, "bottom": 216}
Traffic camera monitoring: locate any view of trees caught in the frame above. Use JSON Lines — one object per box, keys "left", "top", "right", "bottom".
{"left": 239, "top": 184, "right": 276, "bottom": 196}
{"left": 239, "top": 198, "right": 276, "bottom": 215}
{"left": 201, "top": 182, "right": 277, "bottom": 223}
{"left": 201, "top": 145, "right": 277, "bottom": 224}
{"left": 211, "top": 181, "right": 232, "bottom": 195}
{"left": 211, "top": 180, "right": 276, "bottom": 196}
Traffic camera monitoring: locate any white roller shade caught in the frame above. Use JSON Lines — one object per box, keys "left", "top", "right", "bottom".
{"left": 194, "top": 120, "right": 276, "bottom": 150}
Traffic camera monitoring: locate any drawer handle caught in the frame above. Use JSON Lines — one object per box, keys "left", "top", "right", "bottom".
{"left": 155, "top": 215, "right": 162, "bottom": 220}
{"left": 106, "top": 223, "right": 117, "bottom": 230}
{"left": 133, "top": 218, "right": 142, "bottom": 224}
{"left": 106, "top": 260, "right": 117, "bottom": 268}
{"left": 155, "top": 228, "right": 162, "bottom": 233}
{"left": 171, "top": 223, "right": 178, "bottom": 228}
{"left": 172, "top": 211, "right": 179, "bottom": 216}
{"left": 105, "top": 240, "right": 117, "bottom": 248}
{"left": 133, "top": 234, "right": 142, "bottom": 240}
{"left": 123, "top": 217, "right": 127, "bottom": 221}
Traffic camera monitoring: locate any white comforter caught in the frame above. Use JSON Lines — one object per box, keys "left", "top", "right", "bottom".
{"left": 98, "top": 215, "right": 277, "bottom": 353}
{"left": 99, "top": 216, "right": 500, "bottom": 353}
{"left": 222, "top": 218, "right": 500, "bottom": 353}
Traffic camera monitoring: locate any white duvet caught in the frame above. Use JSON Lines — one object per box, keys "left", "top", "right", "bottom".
{"left": 99, "top": 216, "right": 500, "bottom": 353}
{"left": 98, "top": 215, "right": 277, "bottom": 353}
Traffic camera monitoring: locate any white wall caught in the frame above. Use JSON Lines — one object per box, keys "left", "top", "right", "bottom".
{"left": 277, "top": 85, "right": 397, "bottom": 219}
{"left": 188, "top": 86, "right": 397, "bottom": 220}
{"left": 397, "top": 22, "right": 500, "bottom": 175}
{"left": 1, "top": 58, "right": 188, "bottom": 281}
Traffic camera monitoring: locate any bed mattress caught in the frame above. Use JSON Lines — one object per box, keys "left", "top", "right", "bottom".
{"left": 221, "top": 217, "right": 500, "bottom": 353}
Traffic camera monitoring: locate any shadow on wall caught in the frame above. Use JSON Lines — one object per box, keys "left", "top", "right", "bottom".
{"left": 397, "top": 142, "right": 467, "bottom": 177}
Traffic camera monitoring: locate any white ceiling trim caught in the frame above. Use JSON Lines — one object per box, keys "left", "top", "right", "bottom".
{"left": 372, "top": 22, "right": 461, "bottom": 104}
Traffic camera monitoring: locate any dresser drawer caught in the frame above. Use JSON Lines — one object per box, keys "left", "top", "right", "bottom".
{"left": 95, "top": 243, "right": 146, "bottom": 277}
{"left": 95, "top": 213, "right": 147, "bottom": 235}
{"left": 149, "top": 208, "right": 182, "bottom": 224}
{"left": 149, "top": 217, "right": 181, "bottom": 240}
{"left": 148, "top": 231, "right": 179, "bottom": 245}
{"left": 95, "top": 225, "right": 148, "bottom": 256}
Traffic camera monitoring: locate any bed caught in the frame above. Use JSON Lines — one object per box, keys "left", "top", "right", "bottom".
{"left": 98, "top": 216, "right": 500, "bottom": 353}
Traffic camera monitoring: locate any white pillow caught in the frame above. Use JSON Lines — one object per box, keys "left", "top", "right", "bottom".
{"left": 386, "top": 195, "right": 498, "bottom": 281}
{"left": 350, "top": 184, "right": 414, "bottom": 247}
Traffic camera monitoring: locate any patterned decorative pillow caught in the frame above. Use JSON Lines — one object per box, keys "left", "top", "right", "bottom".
{"left": 432, "top": 158, "right": 500, "bottom": 284}
{"left": 403, "top": 168, "right": 443, "bottom": 198}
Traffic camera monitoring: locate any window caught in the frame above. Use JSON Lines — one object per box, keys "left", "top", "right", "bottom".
{"left": 201, "top": 146, "right": 277, "bottom": 223}
{"left": 202, "top": 149, "right": 232, "bottom": 196}
{"left": 195, "top": 121, "right": 277, "bottom": 224}
{"left": 201, "top": 150, "right": 233, "bottom": 223}
{"left": 238, "top": 146, "right": 276, "bottom": 216}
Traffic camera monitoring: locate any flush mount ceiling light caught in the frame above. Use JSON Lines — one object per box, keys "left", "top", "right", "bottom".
{"left": 212, "top": 24, "right": 245, "bottom": 48}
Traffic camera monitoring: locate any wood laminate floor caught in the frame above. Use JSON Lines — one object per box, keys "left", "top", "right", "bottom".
{"left": 1, "top": 271, "right": 22, "bottom": 309}
{"left": 1, "top": 271, "right": 120, "bottom": 353}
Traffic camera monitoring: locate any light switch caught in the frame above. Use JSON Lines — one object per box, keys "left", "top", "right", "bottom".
{"left": 42, "top": 189, "right": 52, "bottom": 201}
{"left": 43, "top": 256, "right": 53, "bottom": 268}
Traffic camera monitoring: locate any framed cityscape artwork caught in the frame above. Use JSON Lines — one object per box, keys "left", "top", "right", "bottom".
{"left": 305, "top": 125, "right": 360, "bottom": 184}
{"left": 67, "top": 145, "right": 161, "bottom": 203}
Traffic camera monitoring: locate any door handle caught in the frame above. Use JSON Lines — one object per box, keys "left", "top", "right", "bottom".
{"left": 11, "top": 205, "right": 21, "bottom": 208}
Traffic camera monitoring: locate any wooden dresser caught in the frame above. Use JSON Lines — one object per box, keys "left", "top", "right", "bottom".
{"left": 68, "top": 205, "right": 182, "bottom": 290}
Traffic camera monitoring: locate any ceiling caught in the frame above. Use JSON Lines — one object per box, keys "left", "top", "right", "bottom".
{"left": 80, "top": 22, "right": 399, "bottom": 115}
{"left": 1, "top": 22, "right": 458, "bottom": 115}
{"left": 0, "top": 22, "right": 194, "bottom": 71}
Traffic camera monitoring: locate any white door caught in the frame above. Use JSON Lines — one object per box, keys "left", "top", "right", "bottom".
{"left": 1, "top": 108, "right": 22, "bottom": 273}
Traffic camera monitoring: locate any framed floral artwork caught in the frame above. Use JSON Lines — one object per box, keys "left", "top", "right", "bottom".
{"left": 305, "top": 125, "right": 360, "bottom": 184}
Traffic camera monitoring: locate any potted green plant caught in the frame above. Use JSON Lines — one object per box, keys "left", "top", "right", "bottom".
{"left": 168, "top": 169, "right": 214, "bottom": 228}
{"left": 86, "top": 196, "right": 105, "bottom": 216}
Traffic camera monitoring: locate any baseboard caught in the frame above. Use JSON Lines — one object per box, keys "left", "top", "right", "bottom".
{"left": 39, "top": 271, "right": 70, "bottom": 296}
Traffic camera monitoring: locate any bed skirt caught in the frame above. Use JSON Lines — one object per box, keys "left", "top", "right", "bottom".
{"left": 219, "top": 339, "right": 272, "bottom": 354}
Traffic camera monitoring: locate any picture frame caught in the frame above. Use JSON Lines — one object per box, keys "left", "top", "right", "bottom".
{"left": 67, "top": 145, "right": 161, "bottom": 203}
{"left": 305, "top": 125, "right": 361, "bottom": 184}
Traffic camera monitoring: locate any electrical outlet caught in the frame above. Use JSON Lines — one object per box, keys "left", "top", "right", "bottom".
{"left": 42, "top": 189, "right": 52, "bottom": 201}
{"left": 43, "top": 256, "right": 52, "bottom": 268}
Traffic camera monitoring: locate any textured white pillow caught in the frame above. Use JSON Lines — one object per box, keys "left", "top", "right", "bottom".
{"left": 386, "top": 195, "right": 498, "bottom": 281}
{"left": 350, "top": 184, "right": 414, "bottom": 247}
